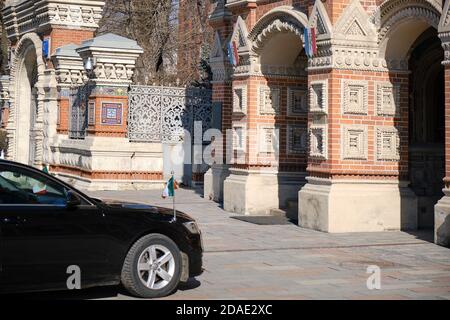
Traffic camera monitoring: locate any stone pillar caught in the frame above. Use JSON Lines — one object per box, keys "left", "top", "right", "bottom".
{"left": 219, "top": 2, "right": 309, "bottom": 215}
{"left": 299, "top": 0, "right": 418, "bottom": 232}
{"left": 204, "top": 0, "right": 233, "bottom": 202}
{"left": 435, "top": 59, "right": 450, "bottom": 243}
{"left": 0, "top": 76, "right": 10, "bottom": 129}
{"left": 435, "top": 10, "right": 450, "bottom": 246}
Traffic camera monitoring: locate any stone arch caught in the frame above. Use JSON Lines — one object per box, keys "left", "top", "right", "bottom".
{"left": 248, "top": 6, "right": 308, "bottom": 53}
{"left": 6, "top": 32, "right": 46, "bottom": 166}
{"left": 375, "top": 0, "right": 441, "bottom": 61}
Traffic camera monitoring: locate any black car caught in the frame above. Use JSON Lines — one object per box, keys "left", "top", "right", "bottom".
{"left": 0, "top": 159, "right": 203, "bottom": 298}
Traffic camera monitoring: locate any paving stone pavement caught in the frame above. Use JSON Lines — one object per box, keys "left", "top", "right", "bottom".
{"left": 19, "top": 188, "right": 449, "bottom": 300}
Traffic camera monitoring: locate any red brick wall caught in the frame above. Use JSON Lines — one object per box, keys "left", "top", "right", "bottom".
{"left": 87, "top": 95, "right": 128, "bottom": 137}
{"left": 50, "top": 28, "right": 94, "bottom": 54}
{"left": 307, "top": 69, "right": 409, "bottom": 180}
{"left": 231, "top": 75, "right": 307, "bottom": 171}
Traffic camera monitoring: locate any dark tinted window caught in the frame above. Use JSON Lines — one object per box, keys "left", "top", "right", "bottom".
{"left": 0, "top": 166, "right": 67, "bottom": 205}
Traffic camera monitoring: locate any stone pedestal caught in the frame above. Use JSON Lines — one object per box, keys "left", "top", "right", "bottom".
{"left": 224, "top": 168, "right": 306, "bottom": 215}
{"left": 435, "top": 191, "right": 450, "bottom": 247}
{"left": 299, "top": 178, "right": 418, "bottom": 232}
{"left": 203, "top": 164, "right": 230, "bottom": 202}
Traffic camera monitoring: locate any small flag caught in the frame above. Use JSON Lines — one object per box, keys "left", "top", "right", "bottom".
{"left": 311, "top": 27, "right": 317, "bottom": 56}
{"left": 162, "top": 176, "right": 178, "bottom": 199}
{"left": 304, "top": 28, "right": 310, "bottom": 58}
{"left": 33, "top": 183, "right": 47, "bottom": 195}
{"left": 304, "top": 27, "right": 317, "bottom": 58}
{"left": 227, "top": 41, "right": 239, "bottom": 67}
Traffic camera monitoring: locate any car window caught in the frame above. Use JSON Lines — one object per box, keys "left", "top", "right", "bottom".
{"left": 0, "top": 166, "right": 68, "bottom": 205}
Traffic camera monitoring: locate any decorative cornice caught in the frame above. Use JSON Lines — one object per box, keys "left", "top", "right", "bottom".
{"left": 2, "top": 0, "right": 105, "bottom": 41}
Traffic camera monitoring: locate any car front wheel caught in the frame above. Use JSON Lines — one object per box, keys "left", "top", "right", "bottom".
{"left": 121, "top": 233, "right": 182, "bottom": 298}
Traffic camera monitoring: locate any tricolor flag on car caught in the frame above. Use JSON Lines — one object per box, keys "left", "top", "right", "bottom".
{"left": 162, "top": 175, "right": 178, "bottom": 199}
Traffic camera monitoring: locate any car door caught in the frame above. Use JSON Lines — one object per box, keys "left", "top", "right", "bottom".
{"left": 0, "top": 164, "right": 114, "bottom": 293}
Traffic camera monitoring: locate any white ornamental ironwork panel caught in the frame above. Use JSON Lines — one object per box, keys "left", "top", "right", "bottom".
{"left": 128, "top": 85, "right": 212, "bottom": 143}
{"left": 128, "top": 86, "right": 162, "bottom": 142}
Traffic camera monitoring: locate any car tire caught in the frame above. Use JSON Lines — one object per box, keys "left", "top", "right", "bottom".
{"left": 121, "top": 233, "right": 182, "bottom": 298}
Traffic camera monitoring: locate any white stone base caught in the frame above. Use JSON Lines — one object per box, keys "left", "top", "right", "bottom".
{"left": 203, "top": 164, "right": 230, "bottom": 202}
{"left": 223, "top": 168, "right": 306, "bottom": 215}
{"left": 299, "top": 178, "right": 418, "bottom": 233}
{"left": 54, "top": 171, "right": 164, "bottom": 191}
{"left": 434, "top": 191, "right": 450, "bottom": 247}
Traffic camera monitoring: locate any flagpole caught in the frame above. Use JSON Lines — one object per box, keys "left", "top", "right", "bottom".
{"left": 171, "top": 171, "right": 176, "bottom": 222}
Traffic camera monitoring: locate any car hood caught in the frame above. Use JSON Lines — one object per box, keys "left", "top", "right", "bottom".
{"left": 98, "top": 198, "right": 194, "bottom": 221}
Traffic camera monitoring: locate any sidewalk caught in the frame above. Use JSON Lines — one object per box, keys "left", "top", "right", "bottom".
{"left": 83, "top": 188, "right": 450, "bottom": 300}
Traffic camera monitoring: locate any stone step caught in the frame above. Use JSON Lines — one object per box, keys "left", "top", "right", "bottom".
{"left": 269, "top": 208, "right": 287, "bottom": 217}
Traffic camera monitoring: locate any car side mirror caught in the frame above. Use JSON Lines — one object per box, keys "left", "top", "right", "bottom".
{"left": 66, "top": 190, "right": 82, "bottom": 209}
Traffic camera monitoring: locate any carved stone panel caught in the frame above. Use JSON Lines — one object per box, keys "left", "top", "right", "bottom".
{"left": 258, "top": 125, "right": 279, "bottom": 154}
{"left": 309, "top": 80, "right": 328, "bottom": 114}
{"left": 376, "top": 127, "right": 400, "bottom": 161}
{"left": 341, "top": 125, "right": 368, "bottom": 160}
{"left": 258, "top": 86, "right": 280, "bottom": 115}
{"left": 376, "top": 82, "right": 400, "bottom": 117}
{"left": 287, "top": 87, "right": 307, "bottom": 116}
{"left": 310, "top": 124, "right": 327, "bottom": 159}
{"left": 342, "top": 80, "right": 368, "bottom": 115}
{"left": 232, "top": 123, "right": 246, "bottom": 151}
{"left": 287, "top": 125, "right": 307, "bottom": 155}
{"left": 233, "top": 85, "right": 247, "bottom": 114}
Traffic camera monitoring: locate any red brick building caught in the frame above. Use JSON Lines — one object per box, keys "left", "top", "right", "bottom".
{"left": 204, "top": 0, "right": 450, "bottom": 246}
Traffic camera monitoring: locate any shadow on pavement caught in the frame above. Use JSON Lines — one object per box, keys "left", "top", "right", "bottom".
{"left": 0, "top": 278, "right": 202, "bottom": 300}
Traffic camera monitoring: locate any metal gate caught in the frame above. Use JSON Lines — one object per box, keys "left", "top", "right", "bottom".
{"left": 128, "top": 85, "right": 212, "bottom": 143}
{"left": 69, "top": 86, "right": 88, "bottom": 139}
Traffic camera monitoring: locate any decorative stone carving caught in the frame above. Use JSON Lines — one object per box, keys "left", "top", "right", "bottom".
{"left": 2, "top": 0, "right": 105, "bottom": 41}
{"left": 310, "top": 124, "right": 327, "bottom": 160}
{"left": 231, "top": 16, "right": 250, "bottom": 53}
{"left": 258, "top": 125, "right": 279, "bottom": 154}
{"left": 232, "top": 123, "right": 246, "bottom": 151}
{"left": 210, "top": 32, "right": 232, "bottom": 83}
{"left": 334, "top": 0, "right": 376, "bottom": 41}
{"left": 258, "top": 86, "right": 280, "bottom": 115}
{"left": 287, "top": 125, "right": 307, "bottom": 155}
{"left": 76, "top": 33, "right": 143, "bottom": 86}
{"left": 0, "top": 76, "right": 10, "bottom": 109}
{"left": 375, "top": 1, "right": 440, "bottom": 45}
{"left": 287, "top": 87, "right": 307, "bottom": 115}
{"left": 51, "top": 43, "right": 85, "bottom": 87}
{"left": 233, "top": 85, "right": 247, "bottom": 114}
{"left": 342, "top": 80, "right": 368, "bottom": 115}
{"left": 376, "top": 127, "right": 400, "bottom": 161}
{"left": 248, "top": 6, "right": 308, "bottom": 52}
{"left": 308, "top": 0, "right": 333, "bottom": 39}
{"left": 376, "top": 82, "right": 400, "bottom": 116}
{"left": 309, "top": 80, "right": 328, "bottom": 114}
{"left": 341, "top": 125, "right": 368, "bottom": 160}
{"left": 439, "top": 0, "right": 450, "bottom": 65}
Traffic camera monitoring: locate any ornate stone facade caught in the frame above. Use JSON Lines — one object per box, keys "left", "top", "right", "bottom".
{"left": 1, "top": 0, "right": 164, "bottom": 191}
{"left": 207, "top": 0, "right": 450, "bottom": 246}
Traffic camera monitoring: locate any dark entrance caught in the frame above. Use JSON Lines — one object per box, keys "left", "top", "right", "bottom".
{"left": 409, "top": 27, "right": 445, "bottom": 229}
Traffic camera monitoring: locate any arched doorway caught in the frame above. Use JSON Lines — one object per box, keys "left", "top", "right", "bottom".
{"left": 6, "top": 33, "right": 45, "bottom": 167}
{"left": 16, "top": 46, "right": 39, "bottom": 166}
{"left": 408, "top": 27, "right": 445, "bottom": 229}
{"left": 376, "top": 1, "right": 443, "bottom": 230}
